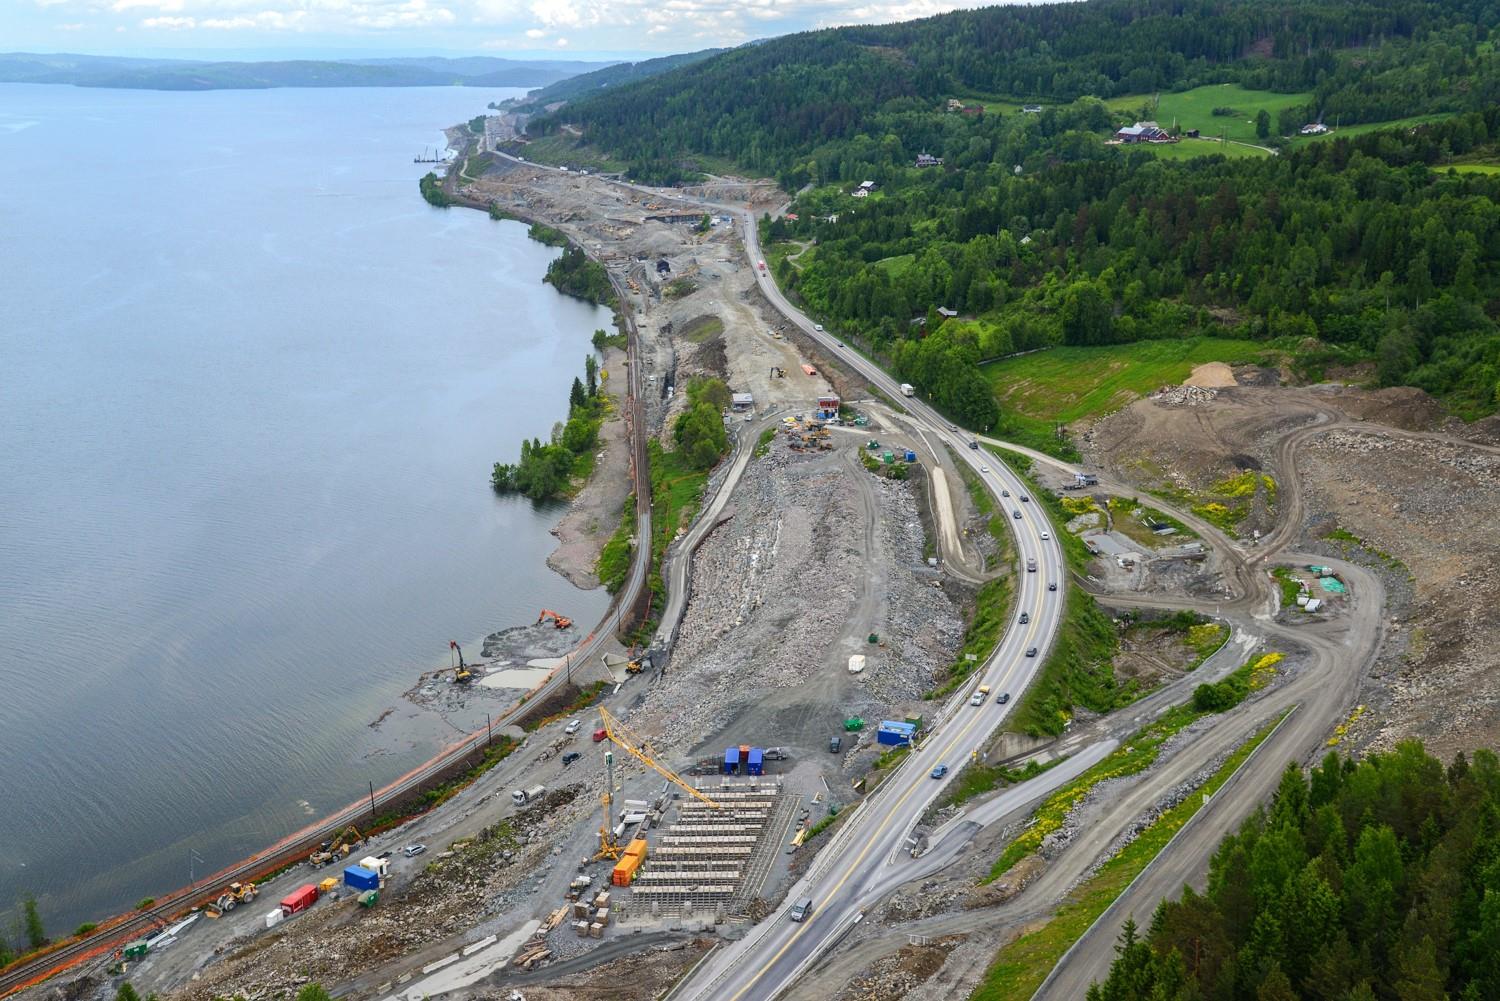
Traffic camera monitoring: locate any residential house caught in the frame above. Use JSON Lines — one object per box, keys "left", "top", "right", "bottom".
{"left": 915, "top": 152, "right": 944, "bottom": 168}
{"left": 1021, "top": 104, "right": 1044, "bottom": 114}
{"left": 1299, "top": 122, "right": 1330, "bottom": 136}
{"left": 1114, "top": 121, "right": 1173, "bottom": 143}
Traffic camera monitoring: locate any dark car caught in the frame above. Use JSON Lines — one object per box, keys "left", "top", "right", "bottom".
{"left": 930, "top": 764, "right": 949, "bottom": 779}
{"left": 1020, "top": 494, "right": 1030, "bottom": 503}
{"left": 969, "top": 440, "right": 979, "bottom": 449}
{"left": 1019, "top": 612, "right": 1030, "bottom": 624}
{"left": 829, "top": 735, "right": 842, "bottom": 753}
{"left": 1048, "top": 582, "right": 1058, "bottom": 591}
{"left": 1013, "top": 510, "right": 1023, "bottom": 519}
{"left": 562, "top": 751, "right": 581, "bottom": 766}
{"left": 996, "top": 692, "right": 1011, "bottom": 704}
{"left": 1026, "top": 647, "right": 1038, "bottom": 657}
{"left": 1001, "top": 489, "right": 1009, "bottom": 497}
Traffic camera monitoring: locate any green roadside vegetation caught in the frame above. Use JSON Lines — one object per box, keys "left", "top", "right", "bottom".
{"left": 487, "top": 202, "right": 518, "bottom": 222}
{"left": 1191, "top": 651, "right": 1281, "bottom": 712}
{"left": 990, "top": 447, "right": 1133, "bottom": 735}
{"left": 663, "top": 277, "right": 698, "bottom": 299}
{"left": 943, "top": 755, "right": 1058, "bottom": 810}
{"left": 859, "top": 448, "right": 910, "bottom": 480}
{"left": 973, "top": 709, "right": 1288, "bottom": 1000}
{"left": 523, "top": 680, "right": 608, "bottom": 732}
{"left": 526, "top": 223, "right": 569, "bottom": 247}
{"left": 948, "top": 444, "right": 1013, "bottom": 557}
{"left": 418, "top": 171, "right": 451, "bottom": 208}
{"left": 927, "top": 575, "right": 1013, "bottom": 700}
{"left": 595, "top": 500, "right": 634, "bottom": 595}
{"left": 985, "top": 665, "right": 1282, "bottom": 885}
{"left": 369, "top": 733, "right": 520, "bottom": 829}
{"left": 467, "top": 115, "right": 486, "bottom": 135}
{"left": 754, "top": 427, "right": 775, "bottom": 457}
{"left": 491, "top": 356, "right": 609, "bottom": 500}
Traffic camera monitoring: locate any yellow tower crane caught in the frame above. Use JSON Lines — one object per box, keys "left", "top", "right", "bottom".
{"left": 593, "top": 706, "right": 720, "bottom": 860}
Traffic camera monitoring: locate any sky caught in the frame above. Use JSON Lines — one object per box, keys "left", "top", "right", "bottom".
{"left": 4, "top": 0, "right": 1025, "bottom": 61}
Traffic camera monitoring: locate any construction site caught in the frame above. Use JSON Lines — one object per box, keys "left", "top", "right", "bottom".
{"left": 16, "top": 122, "right": 1500, "bottom": 1001}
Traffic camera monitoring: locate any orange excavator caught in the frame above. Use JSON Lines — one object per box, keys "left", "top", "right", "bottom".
{"left": 537, "top": 608, "right": 573, "bottom": 629}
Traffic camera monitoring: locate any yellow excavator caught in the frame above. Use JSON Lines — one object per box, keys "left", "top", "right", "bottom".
{"left": 309, "top": 825, "right": 364, "bottom": 866}
{"left": 449, "top": 640, "right": 472, "bottom": 683}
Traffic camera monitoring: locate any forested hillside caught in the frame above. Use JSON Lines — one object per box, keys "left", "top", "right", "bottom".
{"left": 1088, "top": 744, "right": 1500, "bottom": 1001}
{"left": 528, "top": 0, "right": 1500, "bottom": 427}
{"left": 531, "top": 0, "right": 1500, "bottom": 180}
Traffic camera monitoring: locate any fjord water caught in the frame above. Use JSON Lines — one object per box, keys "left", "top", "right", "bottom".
{"left": 0, "top": 84, "right": 610, "bottom": 931}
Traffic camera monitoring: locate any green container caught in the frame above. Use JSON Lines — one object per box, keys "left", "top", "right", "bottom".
{"left": 358, "top": 890, "right": 379, "bottom": 908}
{"left": 844, "top": 717, "right": 865, "bottom": 731}
{"left": 123, "top": 940, "right": 149, "bottom": 960}
{"left": 868, "top": 633, "right": 879, "bottom": 644}
{"left": 905, "top": 715, "right": 924, "bottom": 731}
{"left": 882, "top": 451, "right": 894, "bottom": 464}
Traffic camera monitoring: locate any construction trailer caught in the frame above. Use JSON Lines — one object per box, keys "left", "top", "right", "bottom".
{"left": 747, "top": 748, "right": 764, "bottom": 776}
{"left": 723, "top": 747, "right": 741, "bottom": 774}
{"left": 280, "top": 885, "right": 319, "bottom": 917}
{"left": 876, "top": 721, "right": 918, "bottom": 747}
{"left": 815, "top": 395, "right": 840, "bottom": 419}
{"left": 343, "top": 865, "right": 380, "bottom": 892}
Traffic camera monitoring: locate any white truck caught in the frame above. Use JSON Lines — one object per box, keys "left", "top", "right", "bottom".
{"left": 900, "top": 383, "right": 915, "bottom": 397}
{"left": 512, "top": 784, "right": 547, "bottom": 806}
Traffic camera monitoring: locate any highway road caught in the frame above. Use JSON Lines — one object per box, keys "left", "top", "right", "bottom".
{"left": 648, "top": 210, "right": 1070, "bottom": 1001}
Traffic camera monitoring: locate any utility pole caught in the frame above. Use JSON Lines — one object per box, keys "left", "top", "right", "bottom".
{"left": 486, "top": 713, "right": 492, "bottom": 746}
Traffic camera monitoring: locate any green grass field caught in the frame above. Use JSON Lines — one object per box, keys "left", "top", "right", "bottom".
{"left": 1448, "top": 163, "right": 1500, "bottom": 175}
{"left": 1105, "top": 84, "right": 1310, "bottom": 144}
{"left": 1292, "top": 112, "right": 1453, "bottom": 144}
{"left": 982, "top": 339, "right": 1276, "bottom": 431}
{"left": 1119, "top": 137, "right": 1269, "bottom": 160}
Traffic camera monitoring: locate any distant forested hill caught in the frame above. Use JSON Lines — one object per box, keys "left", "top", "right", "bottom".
{"left": 512, "top": 48, "right": 727, "bottom": 109}
{"left": 0, "top": 53, "right": 614, "bottom": 91}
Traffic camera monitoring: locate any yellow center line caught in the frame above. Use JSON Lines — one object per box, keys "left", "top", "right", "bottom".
{"left": 726, "top": 585, "right": 1047, "bottom": 999}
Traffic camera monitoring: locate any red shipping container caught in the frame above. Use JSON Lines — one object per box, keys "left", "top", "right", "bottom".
{"left": 280, "top": 884, "right": 319, "bottom": 916}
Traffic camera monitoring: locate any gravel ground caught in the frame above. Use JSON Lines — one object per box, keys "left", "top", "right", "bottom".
{"left": 631, "top": 435, "right": 964, "bottom": 760}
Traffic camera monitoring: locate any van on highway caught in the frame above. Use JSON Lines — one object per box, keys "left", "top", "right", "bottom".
{"left": 790, "top": 898, "right": 814, "bottom": 922}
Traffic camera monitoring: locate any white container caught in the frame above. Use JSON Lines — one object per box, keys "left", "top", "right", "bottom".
{"left": 848, "top": 655, "right": 866, "bottom": 675}
{"left": 264, "top": 909, "right": 285, "bottom": 929}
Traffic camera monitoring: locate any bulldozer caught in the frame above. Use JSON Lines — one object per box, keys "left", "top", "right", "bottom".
{"left": 209, "top": 882, "right": 257, "bottom": 914}
{"left": 537, "top": 608, "right": 573, "bottom": 629}
{"left": 309, "top": 825, "right": 364, "bottom": 866}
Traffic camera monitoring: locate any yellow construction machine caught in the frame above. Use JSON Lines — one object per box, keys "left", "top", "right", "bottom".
{"left": 309, "top": 825, "right": 364, "bottom": 866}
{"left": 209, "top": 882, "right": 257, "bottom": 914}
{"left": 591, "top": 707, "right": 719, "bottom": 860}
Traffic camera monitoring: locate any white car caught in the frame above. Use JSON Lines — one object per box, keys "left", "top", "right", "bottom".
{"left": 981, "top": 465, "right": 990, "bottom": 473}
{"left": 565, "top": 719, "right": 582, "bottom": 735}
{"left": 1041, "top": 531, "right": 1051, "bottom": 540}
{"left": 813, "top": 324, "right": 824, "bottom": 331}
{"left": 404, "top": 844, "right": 427, "bottom": 858}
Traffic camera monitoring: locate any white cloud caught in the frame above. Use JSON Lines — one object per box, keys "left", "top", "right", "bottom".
{"left": 140, "top": 14, "right": 195, "bottom": 27}
{"left": 524, "top": 25, "right": 543, "bottom": 36}
{"left": 553, "top": 35, "right": 566, "bottom": 45}
{"left": 56, "top": 20, "right": 88, "bottom": 28}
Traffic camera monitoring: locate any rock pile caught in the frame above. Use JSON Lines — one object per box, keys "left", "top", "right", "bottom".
{"left": 1150, "top": 385, "right": 1219, "bottom": 407}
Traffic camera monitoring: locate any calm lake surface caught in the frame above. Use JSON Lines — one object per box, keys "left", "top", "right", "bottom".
{"left": 0, "top": 83, "right": 610, "bottom": 931}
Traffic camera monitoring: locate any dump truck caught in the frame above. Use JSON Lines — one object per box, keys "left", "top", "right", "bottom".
{"left": 512, "top": 784, "right": 547, "bottom": 806}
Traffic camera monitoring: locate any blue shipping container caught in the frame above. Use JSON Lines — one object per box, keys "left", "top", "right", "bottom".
{"left": 723, "top": 747, "right": 740, "bottom": 774}
{"left": 343, "top": 865, "right": 379, "bottom": 891}
{"left": 876, "top": 721, "right": 917, "bottom": 747}
{"left": 747, "top": 748, "right": 764, "bottom": 775}
{"left": 904, "top": 450, "right": 916, "bottom": 462}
